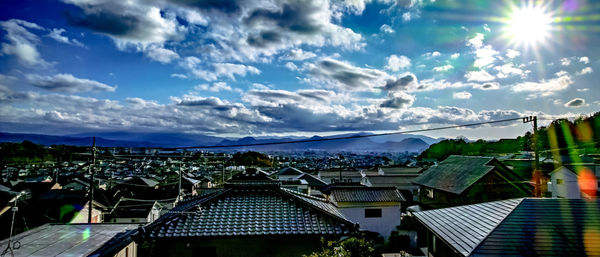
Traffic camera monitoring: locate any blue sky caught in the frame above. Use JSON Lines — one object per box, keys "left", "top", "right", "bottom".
{"left": 0, "top": 0, "right": 598, "bottom": 139}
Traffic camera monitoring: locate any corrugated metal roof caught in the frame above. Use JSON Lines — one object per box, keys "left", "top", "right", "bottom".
{"left": 412, "top": 155, "right": 496, "bottom": 194}
{"left": 0, "top": 224, "right": 139, "bottom": 257}
{"left": 414, "top": 198, "right": 600, "bottom": 257}
{"left": 471, "top": 198, "right": 600, "bottom": 256}
{"left": 414, "top": 198, "right": 523, "bottom": 256}
{"left": 330, "top": 187, "right": 406, "bottom": 203}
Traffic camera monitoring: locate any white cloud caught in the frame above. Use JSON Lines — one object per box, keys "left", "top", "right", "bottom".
{"left": 483, "top": 24, "right": 491, "bottom": 32}
{"left": 379, "top": 24, "right": 395, "bottom": 34}
{"left": 579, "top": 56, "right": 590, "bottom": 64}
{"left": 467, "top": 33, "right": 484, "bottom": 48}
{"left": 284, "top": 62, "right": 299, "bottom": 71}
{"left": 385, "top": 55, "right": 411, "bottom": 71}
{"left": 453, "top": 91, "right": 472, "bottom": 99}
{"left": 423, "top": 51, "right": 441, "bottom": 58}
{"left": 512, "top": 75, "right": 573, "bottom": 98}
{"left": 179, "top": 57, "right": 261, "bottom": 81}
{"left": 170, "top": 73, "right": 188, "bottom": 79}
{"left": 576, "top": 67, "right": 593, "bottom": 76}
{"left": 576, "top": 88, "right": 589, "bottom": 92}
{"left": 560, "top": 57, "right": 571, "bottom": 66}
{"left": 47, "top": 28, "right": 84, "bottom": 47}
{"left": 433, "top": 65, "right": 453, "bottom": 72}
{"left": 506, "top": 49, "right": 520, "bottom": 58}
{"left": 402, "top": 12, "right": 412, "bottom": 22}
{"left": 450, "top": 53, "right": 460, "bottom": 59}
{"left": 0, "top": 19, "right": 51, "bottom": 67}
{"left": 473, "top": 46, "right": 498, "bottom": 68}
{"left": 146, "top": 45, "right": 179, "bottom": 63}
{"left": 27, "top": 73, "right": 117, "bottom": 93}
{"left": 465, "top": 70, "right": 495, "bottom": 82}
{"left": 280, "top": 49, "right": 317, "bottom": 61}
{"left": 194, "top": 82, "right": 241, "bottom": 93}
{"left": 494, "top": 63, "right": 525, "bottom": 78}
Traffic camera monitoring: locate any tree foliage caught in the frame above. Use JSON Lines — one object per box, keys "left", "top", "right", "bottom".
{"left": 229, "top": 151, "right": 272, "bottom": 167}
{"left": 419, "top": 112, "right": 600, "bottom": 161}
{"left": 304, "top": 237, "right": 376, "bottom": 257}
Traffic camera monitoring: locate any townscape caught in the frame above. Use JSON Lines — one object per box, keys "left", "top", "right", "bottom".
{"left": 0, "top": 114, "right": 599, "bottom": 257}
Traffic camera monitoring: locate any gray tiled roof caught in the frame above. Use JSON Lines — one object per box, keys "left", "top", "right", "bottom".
{"left": 414, "top": 198, "right": 522, "bottom": 256}
{"left": 414, "top": 198, "right": 600, "bottom": 257}
{"left": 412, "top": 155, "right": 497, "bottom": 194}
{"left": 146, "top": 182, "right": 357, "bottom": 238}
{"left": 330, "top": 186, "right": 406, "bottom": 203}
{"left": 276, "top": 167, "right": 304, "bottom": 176}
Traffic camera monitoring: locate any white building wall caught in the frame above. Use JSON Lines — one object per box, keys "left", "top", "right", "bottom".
{"left": 551, "top": 167, "right": 581, "bottom": 199}
{"left": 337, "top": 205, "right": 401, "bottom": 239}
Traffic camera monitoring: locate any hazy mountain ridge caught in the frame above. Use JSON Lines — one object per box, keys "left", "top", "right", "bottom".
{"left": 0, "top": 131, "right": 435, "bottom": 152}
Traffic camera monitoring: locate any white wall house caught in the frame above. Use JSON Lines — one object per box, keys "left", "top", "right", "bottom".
{"left": 328, "top": 186, "right": 405, "bottom": 240}
{"left": 551, "top": 166, "right": 581, "bottom": 199}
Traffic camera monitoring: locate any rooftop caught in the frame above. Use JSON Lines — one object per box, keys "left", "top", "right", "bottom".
{"left": 144, "top": 181, "right": 357, "bottom": 238}
{"left": 413, "top": 155, "right": 524, "bottom": 194}
{"left": 330, "top": 186, "right": 406, "bottom": 203}
{"left": 0, "top": 223, "right": 139, "bottom": 257}
{"left": 414, "top": 198, "right": 600, "bottom": 256}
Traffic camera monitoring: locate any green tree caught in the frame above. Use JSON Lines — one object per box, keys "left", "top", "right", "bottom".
{"left": 304, "top": 237, "right": 376, "bottom": 257}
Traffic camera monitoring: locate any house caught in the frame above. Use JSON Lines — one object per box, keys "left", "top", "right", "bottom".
{"left": 0, "top": 223, "right": 140, "bottom": 257}
{"left": 413, "top": 155, "right": 532, "bottom": 209}
{"left": 361, "top": 174, "right": 421, "bottom": 203}
{"left": 273, "top": 167, "right": 328, "bottom": 197}
{"left": 106, "top": 197, "right": 159, "bottom": 223}
{"left": 101, "top": 168, "right": 358, "bottom": 257}
{"left": 293, "top": 173, "right": 328, "bottom": 197}
{"left": 69, "top": 200, "right": 107, "bottom": 223}
{"left": 271, "top": 166, "right": 304, "bottom": 180}
{"left": 413, "top": 198, "right": 600, "bottom": 257}
{"left": 318, "top": 170, "right": 363, "bottom": 184}
{"left": 550, "top": 164, "right": 599, "bottom": 199}
{"left": 328, "top": 186, "right": 405, "bottom": 240}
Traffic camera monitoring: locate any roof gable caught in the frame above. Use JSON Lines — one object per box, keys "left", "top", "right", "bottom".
{"left": 146, "top": 182, "right": 357, "bottom": 238}
{"left": 413, "top": 155, "right": 501, "bottom": 194}
{"left": 414, "top": 198, "right": 523, "bottom": 256}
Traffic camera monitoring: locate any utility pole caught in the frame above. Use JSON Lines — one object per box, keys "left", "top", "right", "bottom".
{"left": 87, "top": 137, "right": 96, "bottom": 224}
{"left": 523, "top": 116, "right": 542, "bottom": 197}
{"left": 178, "top": 161, "right": 182, "bottom": 201}
{"left": 221, "top": 159, "right": 225, "bottom": 185}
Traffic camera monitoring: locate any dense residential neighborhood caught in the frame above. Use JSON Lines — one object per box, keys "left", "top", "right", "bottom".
{"left": 0, "top": 130, "right": 599, "bottom": 257}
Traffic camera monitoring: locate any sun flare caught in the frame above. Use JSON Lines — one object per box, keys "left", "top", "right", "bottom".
{"left": 505, "top": 4, "right": 553, "bottom": 48}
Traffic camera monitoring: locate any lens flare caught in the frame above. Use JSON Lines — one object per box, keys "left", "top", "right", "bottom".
{"left": 507, "top": 5, "right": 553, "bottom": 45}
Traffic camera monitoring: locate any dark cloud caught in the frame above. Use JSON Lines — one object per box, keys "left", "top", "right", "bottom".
{"left": 244, "top": 3, "right": 321, "bottom": 34}
{"left": 565, "top": 98, "right": 585, "bottom": 107}
{"left": 380, "top": 94, "right": 414, "bottom": 109}
{"left": 384, "top": 74, "right": 416, "bottom": 91}
{"left": 309, "top": 58, "right": 385, "bottom": 90}
{"left": 166, "top": 0, "right": 241, "bottom": 13}
{"left": 247, "top": 31, "right": 282, "bottom": 47}
{"left": 65, "top": 9, "right": 139, "bottom": 36}
{"left": 27, "top": 74, "right": 117, "bottom": 93}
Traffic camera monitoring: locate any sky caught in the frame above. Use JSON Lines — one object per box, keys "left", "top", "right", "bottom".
{"left": 0, "top": 0, "right": 598, "bottom": 140}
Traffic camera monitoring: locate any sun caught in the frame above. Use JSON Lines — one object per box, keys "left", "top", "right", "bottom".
{"left": 504, "top": 4, "right": 554, "bottom": 48}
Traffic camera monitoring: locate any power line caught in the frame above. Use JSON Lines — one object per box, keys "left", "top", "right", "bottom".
{"left": 167, "top": 117, "right": 527, "bottom": 150}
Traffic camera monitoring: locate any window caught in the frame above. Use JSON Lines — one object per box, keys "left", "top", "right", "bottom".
{"left": 556, "top": 179, "right": 563, "bottom": 185}
{"left": 364, "top": 208, "right": 382, "bottom": 218}
{"left": 425, "top": 188, "right": 434, "bottom": 199}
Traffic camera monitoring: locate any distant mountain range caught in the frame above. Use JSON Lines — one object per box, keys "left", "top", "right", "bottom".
{"left": 0, "top": 131, "right": 440, "bottom": 153}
